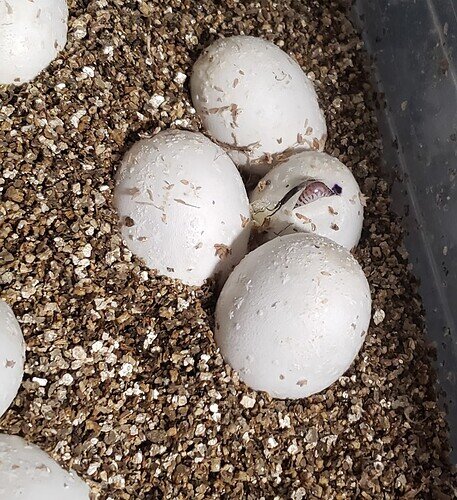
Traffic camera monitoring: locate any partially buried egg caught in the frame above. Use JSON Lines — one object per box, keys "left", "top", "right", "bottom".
{"left": 0, "top": 0, "right": 68, "bottom": 85}
{"left": 190, "top": 36, "right": 327, "bottom": 176}
{"left": 0, "top": 300, "right": 25, "bottom": 419}
{"left": 215, "top": 233, "right": 371, "bottom": 399}
{"left": 250, "top": 151, "right": 364, "bottom": 250}
{"left": 114, "top": 130, "right": 251, "bottom": 286}
{"left": 0, "top": 434, "right": 90, "bottom": 499}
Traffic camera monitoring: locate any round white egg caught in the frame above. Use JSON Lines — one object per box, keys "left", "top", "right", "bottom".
{"left": 0, "top": 300, "right": 25, "bottom": 419}
{"left": 250, "top": 151, "right": 364, "bottom": 250}
{"left": 0, "top": 0, "right": 68, "bottom": 85}
{"left": 0, "top": 434, "right": 89, "bottom": 499}
{"left": 215, "top": 233, "right": 371, "bottom": 399}
{"left": 190, "top": 35, "right": 327, "bottom": 175}
{"left": 114, "top": 130, "right": 251, "bottom": 286}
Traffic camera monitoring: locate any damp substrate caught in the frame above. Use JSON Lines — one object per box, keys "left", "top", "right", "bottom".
{"left": 0, "top": 1, "right": 456, "bottom": 498}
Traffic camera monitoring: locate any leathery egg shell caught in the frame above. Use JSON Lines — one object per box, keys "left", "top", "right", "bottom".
{"left": 215, "top": 233, "right": 371, "bottom": 399}
{"left": 0, "top": 0, "right": 68, "bottom": 85}
{"left": 0, "top": 300, "right": 25, "bottom": 418}
{"left": 0, "top": 434, "right": 90, "bottom": 499}
{"left": 250, "top": 151, "right": 364, "bottom": 250}
{"left": 190, "top": 36, "right": 327, "bottom": 175}
{"left": 114, "top": 130, "right": 251, "bottom": 286}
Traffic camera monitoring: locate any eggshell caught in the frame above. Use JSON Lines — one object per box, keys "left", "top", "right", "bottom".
{"left": 0, "top": 301, "right": 25, "bottom": 418}
{"left": 215, "top": 233, "right": 371, "bottom": 399}
{"left": 250, "top": 151, "right": 364, "bottom": 249}
{"left": 190, "top": 36, "right": 327, "bottom": 175}
{"left": 0, "top": 0, "right": 68, "bottom": 85}
{"left": 0, "top": 434, "right": 90, "bottom": 499}
{"left": 114, "top": 130, "right": 251, "bottom": 286}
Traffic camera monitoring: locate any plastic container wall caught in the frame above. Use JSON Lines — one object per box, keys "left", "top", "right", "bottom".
{"left": 352, "top": 0, "right": 457, "bottom": 461}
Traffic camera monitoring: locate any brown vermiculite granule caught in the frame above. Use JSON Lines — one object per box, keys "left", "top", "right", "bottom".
{"left": 0, "top": 1, "right": 456, "bottom": 498}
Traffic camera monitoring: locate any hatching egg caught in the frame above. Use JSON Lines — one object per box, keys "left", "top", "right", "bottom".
{"left": 250, "top": 151, "right": 364, "bottom": 250}
{"left": 114, "top": 130, "right": 251, "bottom": 286}
{"left": 190, "top": 36, "right": 327, "bottom": 175}
{"left": 0, "top": 0, "right": 68, "bottom": 85}
{"left": 0, "top": 300, "right": 25, "bottom": 419}
{"left": 215, "top": 233, "right": 371, "bottom": 399}
{"left": 0, "top": 434, "right": 90, "bottom": 499}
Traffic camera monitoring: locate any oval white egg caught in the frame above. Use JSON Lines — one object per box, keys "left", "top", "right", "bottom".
{"left": 190, "top": 35, "right": 327, "bottom": 175}
{"left": 0, "top": 301, "right": 25, "bottom": 418}
{"left": 215, "top": 233, "right": 371, "bottom": 399}
{"left": 0, "top": 0, "right": 68, "bottom": 85}
{"left": 250, "top": 151, "right": 364, "bottom": 250}
{"left": 0, "top": 434, "right": 90, "bottom": 499}
{"left": 114, "top": 130, "right": 251, "bottom": 286}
